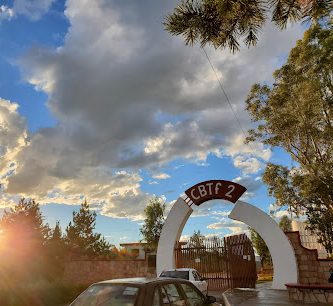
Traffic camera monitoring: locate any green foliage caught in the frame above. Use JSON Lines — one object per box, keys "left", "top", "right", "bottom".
{"left": 246, "top": 22, "right": 333, "bottom": 253}
{"left": 0, "top": 198, "right": 52, "bottom": 281}
{"left": 250, "top": 217, "right": 292, "bottom": 266}
{"left": 189, "top": 230, "right": 206, "bottom": 248}
{"left": 44, "top": 221, "right": 67, "bottom": 281}
{"left": 47, "top": 221, "right": 66, "bottom": 256}
{"left": 278, "top": 215, "right": 292, "bottom": 232}
{"left": 140, "top": 197, "right": 166, "bottom": 251}
{"left": 0, "top": 279, "right": 88, "bottom": 306}
{"left": 65, "top": 200, "right": 112, "bottom": 256}
{"left": 1, "top": 198, "right": 51, "bottom": 247}
{"left": 249, "top": 228, "right": 272, "bottom": 267}
{"left": 306, "top": 206, "right": 333, "bottom": 256}
{"left": 0, "top": 198, "right": 115, "bottom": 305}
{"left": 165, "top": 0, "right": 332, "bottom": 52}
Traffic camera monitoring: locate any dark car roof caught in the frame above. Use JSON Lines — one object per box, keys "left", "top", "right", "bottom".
{"left": 96, "top": 277, "right": 191, "bottom": 286}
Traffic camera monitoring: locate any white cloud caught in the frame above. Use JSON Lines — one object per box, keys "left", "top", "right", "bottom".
{"left": 0, "top": 5, "right": 14, "bottom": 21}
{"left": 190, "top": 199, "right": 233, "bottom": 217}
{"left": 233, "top": 176, "right": 262, "bottom": 193}
{"left": 0, "top": 99, "right": 27, "bottom": 190}
{"left": 13, "top": 0, "right": 55, "bottom": 21}
{"left": 0, "top": 102, "right": 153, "bottom": 219}
{"left": 233, "top": 155, "right": 262, "bottom": 174}
{"left": 231, "top": 141, "right": 271, "bottom": 161}
{"left": 1, "top": 0, "right": 305, "bottom": 216}
{"left": 275, "top": 210, "right": 290, "bottom": 218}
{"left": 152, "top": 173, "right": 170, "bottom": 180}
{"left": 207, "top": 218, "right": 248, "bottom": 235}
{"left": 180, "top": 234, "right": 190, "bottom": 241}
{"left": 224, "top": 134, "right": 271, "bottom": 174}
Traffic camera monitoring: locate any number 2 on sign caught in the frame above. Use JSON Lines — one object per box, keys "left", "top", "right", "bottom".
{"left": 225, "top": 185, "right": 235, "bottom": 198}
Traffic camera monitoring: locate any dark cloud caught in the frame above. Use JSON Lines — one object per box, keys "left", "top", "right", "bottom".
{"left": 1, "top": 0, "right": 304, "bottom": 217}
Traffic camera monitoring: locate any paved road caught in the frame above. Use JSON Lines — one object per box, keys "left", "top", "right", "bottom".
{"left": 208, "top": 290, "right": 225, "bottom": 305}
{"left": 222, "top": 282, "right": 321, "bottom": 306}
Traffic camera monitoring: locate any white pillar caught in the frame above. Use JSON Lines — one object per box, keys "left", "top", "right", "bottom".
{"left": 156, "top": 197, "right": 192, "bottom": 276}
{"left": 229, "top": 200, "right": 298, "bottom": 289}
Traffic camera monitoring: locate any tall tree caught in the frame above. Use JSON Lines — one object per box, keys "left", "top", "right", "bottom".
{"left": 65, "top": 200, "right": 112, "bottom": 256}
{"left": 279, "top": 216, "right": 292, "bottom": 232}
{"left": 189, "top": 230, "right": 206, "bottom": 248}
{"left": 246, "top": 22, "right": 333, "bottom": 254}
{"left": 249, "top": 228, "right": 271, "bottom": 267}
{"left": 43, "top": 221, "right": 68, "bottom": 280}
{"left": 140, "top": 197, "right": 166, "bottom": 251}
{"left": 47, "top": 221, "right": 66, "bottom": 258}
{"left": 306, "top": 206, "right": 333, "bottom": 255}
{"left": 165, "top": 0, "right": 332, "bottom": 52}
{"left": 0, "top": 198, "right": 51, "bottom": 280}
{"left": 0, "top": 198, "right": 51, "bottom": 254}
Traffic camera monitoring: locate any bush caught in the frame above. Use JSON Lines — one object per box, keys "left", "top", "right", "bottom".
{"left": 0, "top": 279, "right": 88, "bottom": 306}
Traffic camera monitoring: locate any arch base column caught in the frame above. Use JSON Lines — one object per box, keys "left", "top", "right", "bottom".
{"left": 229, "top": 201, "right": 298, "bottom": 290}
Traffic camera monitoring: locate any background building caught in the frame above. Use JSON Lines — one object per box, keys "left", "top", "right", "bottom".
{"left": 291, "top": 220, "right": 327, "bottom": 258}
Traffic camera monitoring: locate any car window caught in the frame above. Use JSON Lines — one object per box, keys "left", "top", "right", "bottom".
{"left": 70, "top": 284, "right": 139, "bottom": 306}
{"left": 180, "top": 283, "right": 206, "bottom": 306}
{"left": 196, "top": 271, "right": 204, "bottom": 281}
{"left": 153, "top": 287, "right": 161, "bottom": 306}
{"left": 160, "top": 270, "right": 189, "bottom": 280}
{"left": 162, "top": 283, "right": 186, "bottom": 306}
{"left": 192, "top": 271, "right": 200, "bottom": 281}
{"left": 161, "top": 286, "right": 170, "bottom": 305}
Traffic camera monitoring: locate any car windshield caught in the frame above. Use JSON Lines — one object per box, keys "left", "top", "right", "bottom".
{"left": 70, "top": 283, "right": 140, "bottom": 306}
{"left": 160, "top": 270, "right": 189, "bottom": 280}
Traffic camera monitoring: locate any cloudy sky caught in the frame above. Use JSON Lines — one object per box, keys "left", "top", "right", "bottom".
{"left": 0, "top": 0, "right": 304, "bottom": 245}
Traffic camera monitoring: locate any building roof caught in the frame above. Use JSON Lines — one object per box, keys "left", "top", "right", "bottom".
{"left": 119, "top": 242, "right": 149, "bottom": 247}
{"left": 96, "top": 277, "right": 190, "bottom": 285}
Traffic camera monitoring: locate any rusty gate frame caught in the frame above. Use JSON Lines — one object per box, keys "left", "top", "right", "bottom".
{"left": 174, "top": 233, "right": 257, "bottom": 290}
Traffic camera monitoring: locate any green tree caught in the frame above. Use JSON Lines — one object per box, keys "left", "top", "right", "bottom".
{"left": 165, "top": 0, "right": 332, "bottom": 52}
{"left": 250, "top": 217, "right": 295, "bottom": 266}
{"left": 0, "top": 198, "right": 51, "bottom": 280}
{"left": 65, "top": 200, "right": 112, "bottom": 256}
{"left": 140, "top": 197, "right": 166, "bottom": 251}
{"left": 279, "top": 216, "right": 292, "bottom": 232}
{"left": 48, "top": 221, "right": 66, "bottom": 255}
{"left": 189, "top": 230, "right": 206, "bottom": 248}
{"left": 306, "top": 206, "right": 333, "bottom": 256}
{"left": 245, "top": 22, "right": 333, "bottom": 254}
{"left": 249, "top": 228, "right": 271, "bottom": 267}
{"left": 43, "top": 221, "right": 68, "bottom": 280}
{"left": 1, "top": 198, "right": 51, "bottom": 246}
{"left": 0, "top": 199, "right": 51, "bottom": 253}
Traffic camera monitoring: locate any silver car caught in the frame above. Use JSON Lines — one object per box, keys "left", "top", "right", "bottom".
{"left": 69, "top": 277, "right": 222, "bottom": 306}
{"left": 160, "top": 268, "right": 208, "bottom": 295}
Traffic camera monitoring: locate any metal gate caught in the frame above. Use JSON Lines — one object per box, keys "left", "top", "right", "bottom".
{"left": 174, "top": 233, "right": 257, "bottom": 291}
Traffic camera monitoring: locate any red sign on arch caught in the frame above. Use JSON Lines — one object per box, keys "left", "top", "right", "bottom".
{"left": 184, "top": 180, "right": 246, "bottom": 206}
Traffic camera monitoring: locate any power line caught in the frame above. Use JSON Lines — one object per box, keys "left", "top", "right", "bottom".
{"left": 201, "top": 46, "right": 264, "bottom": 160}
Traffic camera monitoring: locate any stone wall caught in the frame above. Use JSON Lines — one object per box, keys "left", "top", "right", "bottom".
{"left": 62, "top": 259, "right": 156, "bottom": 285}
{"left": 286, "top": 231, "right": 332, "bottom": 284}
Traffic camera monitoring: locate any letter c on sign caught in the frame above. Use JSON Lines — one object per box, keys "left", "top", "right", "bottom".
{"left": 184, "top": 180, "right": 247, "bottom": 206}
{"left": 190, "top": 188, "right": 200, "bottom": 200}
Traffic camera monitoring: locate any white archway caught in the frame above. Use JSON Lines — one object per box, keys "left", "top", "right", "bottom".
{"left": 229, "top": 201, "right": 298, "bottom": 289}
{"left": 156, "top": 181, "right": 298, "bottom": 290}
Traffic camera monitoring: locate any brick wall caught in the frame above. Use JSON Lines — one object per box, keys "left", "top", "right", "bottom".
{"left": 62, "top": 259, "right": 156, "bottom": 285}
{"left": 286, "top": 231, "right": 332, "bottom": 284}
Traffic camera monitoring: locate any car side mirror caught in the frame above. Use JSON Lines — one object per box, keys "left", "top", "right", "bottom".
{"left": 205, "top": 295, "right": 216, "bottom": 304}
